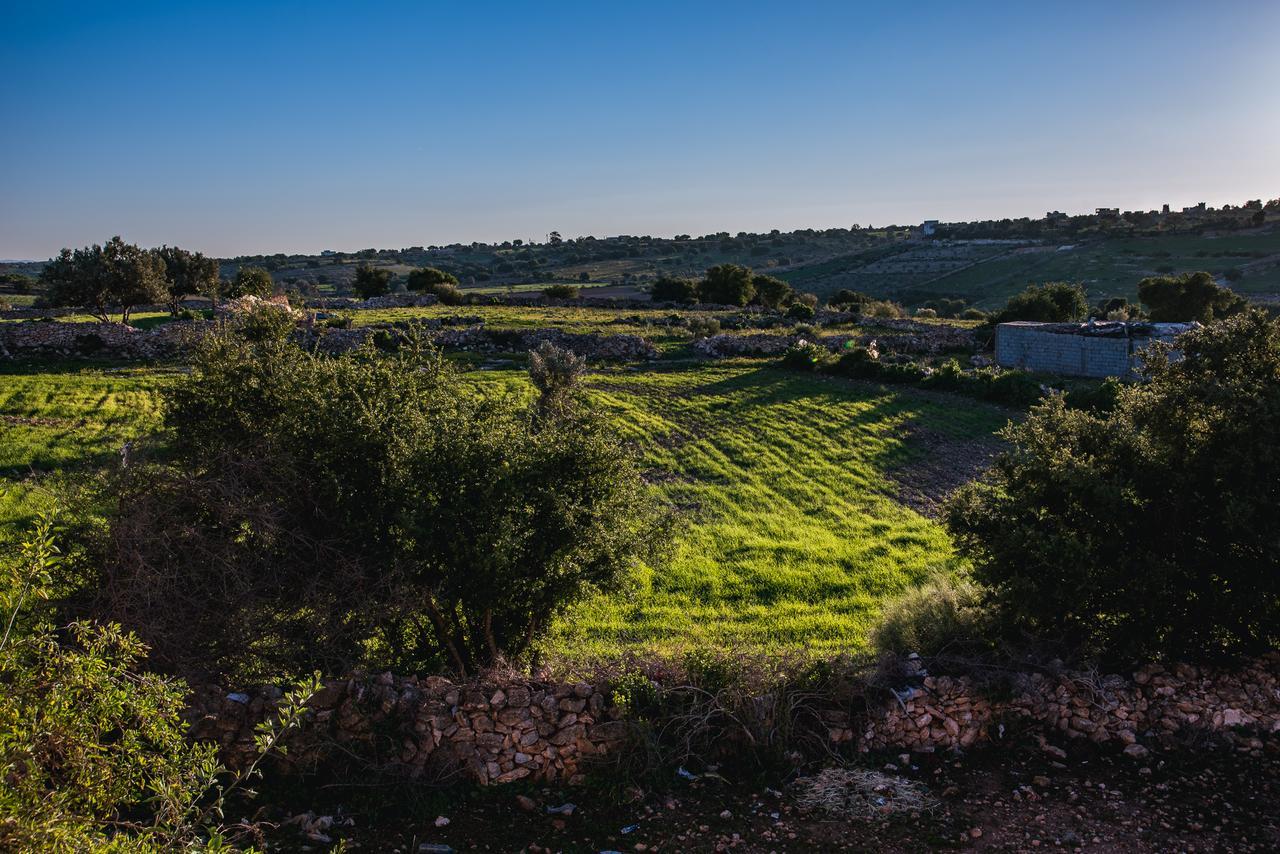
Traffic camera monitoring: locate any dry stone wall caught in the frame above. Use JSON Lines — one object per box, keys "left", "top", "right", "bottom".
{"left": 0, "top": 319, "right": 213, "bottom": 359}
{"left": 192, "top": 654, "right": 1280, "bottom": 786}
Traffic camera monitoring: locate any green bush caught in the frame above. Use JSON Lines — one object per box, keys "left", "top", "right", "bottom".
{"left": 780, "top": 340, "right": 827, "bottom": 371}
{"left": 686, "top": 316, "right": 721, "bottom": 338}
{"left": 870, "top": 573, "right": 996, "bottom": 657}
{"left": 406, "top": 266, "right": 459, "bottom": 292}
{"left": 353, "top": 262, "right": 393, "bottom": 299}
{"left": 960, "top": 307, "right": 988, "bottom": 321}
{"left": 994, "top": 282, "right": 1087, "bottom": 323}
{"left": 1138, "top": 270, "right": 1246, "bottom": 322}
{"left": 0, "top": 509, "right": 311, "bottom": 850}
{"left": 543, "top": 284, "right": 580, "bottom": 299}
{"left": 946, "top": 311, "right": 1280, "bottom": 661}
{"left": 94, "top": 331, "right": 670, "bottom": 680}
{"left": 699, "top": 264, "right": 755, "bottom": 306}
{"left": 650, "top": 276, "right": 699, "bottom": 303}
{"left": 862, "top": 299, "right": 904, "bottom": 319}
{"left": 785, "top": 302, "right": 815, "bottom": 320}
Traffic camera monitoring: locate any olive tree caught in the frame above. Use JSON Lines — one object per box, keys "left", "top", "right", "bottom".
{"left": 41, "top": 236, "right": 167, "bottom": 322}
{"left": 154, "top": 245, "right": 219, "bottom": 314}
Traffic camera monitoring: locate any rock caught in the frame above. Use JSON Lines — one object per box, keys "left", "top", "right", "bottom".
{"left": 969, "top": 827, "right": 983, "bottom": 839}
{"left": 433, "top": 816, "right": 450, "bottom": 827}
{"left": 719, "top": 810, "right": 733, "bottom": 819}
{"left": 1123, "top": 743, "right": 1150, "bottom": 759}
{"left": 515, "top": 795, "right": 537, "bottom": 812}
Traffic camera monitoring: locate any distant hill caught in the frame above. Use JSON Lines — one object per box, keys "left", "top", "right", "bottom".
{"left": 7, "top": 198, "right": 1278, "bottom": 310}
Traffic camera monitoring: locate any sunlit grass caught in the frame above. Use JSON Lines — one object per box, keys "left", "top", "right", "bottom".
{"left": 0, "top": 352, "right": 1008, "bottom": 660}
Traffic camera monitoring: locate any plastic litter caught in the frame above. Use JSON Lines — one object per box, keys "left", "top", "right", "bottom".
{"left": 620, "top": 824, "right": 640, "bottom": 834}
{"left": 545, "top": 802, "right": 577, "bottom": 816}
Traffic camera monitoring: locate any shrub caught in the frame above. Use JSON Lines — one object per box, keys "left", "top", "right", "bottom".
{"left": 785, "top": 302, "right": 815, "bottom": 320}
{"left": 699, "top": 264, "right": 755, "bottom": 306}
{"left": 960, "top": 307, "right": 988, "bottom": 321}
{"left": 224, "top": 265, "right": 273, "bottom": 300}
{"left": 870, "top": 573, "right": 996, "bottom": 658}
{"left": 913, "top": 307, "right": 938, "bottom": 319}
{"left": 353, "top": 262, "right": 393, "bottom": 299}
{"left": 946, "top": 311, "right": 1280, "bottom": 661}
{"left": 93, "top": 332, "right": 670, "bottom": 680}
{"left": 687, "top": 316, "right": 721, "bottom": 338}
{"left": 780, "top": 340, "right": 827, "bottom": 371}
{"left": 861, "top": 300, "right": 904, "bottom": 319}
{"left": 406, "top": 266, "right": 459, "bottom": 292}
{"left": 1138, "top": 270, "right": 1246, "bottom": 322}
{"left": 0, "top": 510, "right": 311, "bottom": 849}
{"left": 750, "top": 274, "right": 794, "bottom": 309}
{"left": 994, "top": 282, "right": 1087, "bottom": 323}
{"left": 528, "top": 340, "right": 586, "bottom": 420}
{"left": 828, "top": 289, "right": 872, "bottom": 310}
{"left": 650, "top": 276, "right": 699, "bottom": 303}
{"left": 229, "top": 297, "right": 298, "bottom": 342}
{"left": 543, "top": 284, "right": 580, "bottom": 299}
{"left": 832, "top": 345, "right": 885, "bottom": 379}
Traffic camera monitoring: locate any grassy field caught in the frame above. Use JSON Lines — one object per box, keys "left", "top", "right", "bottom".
{"left": 0, "top": 352, "right": 1009, "bottom": 661}
{"left": 0, "top": 360, "right": 177, "bottom": 533}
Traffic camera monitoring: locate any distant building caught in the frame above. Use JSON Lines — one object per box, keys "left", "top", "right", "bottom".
{"left": 920, "top": 220, "right": 939, "bottom": 236}
{"left": 1182, "top": 202, "right": 1207, "bottom": 217}
{"left": 321, "top": 250, "right": 337, "bottom": 256}
{"left": 995, "top": 320, "right": 1197, "bottom": 378}
{"left": 1162, "top": 203, "right": 1171, "bottom": 215}
{"left": 1095, "top": 207, "right": 1120, "bottom": 219}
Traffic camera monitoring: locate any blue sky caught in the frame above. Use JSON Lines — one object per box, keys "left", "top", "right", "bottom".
{"left": 2, "top": 1, "right": 1277, "bottom": 258}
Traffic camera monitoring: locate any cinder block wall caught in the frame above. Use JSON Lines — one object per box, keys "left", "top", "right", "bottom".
{"left": 995, "top": 325, "right": 1134, "bottom": 378}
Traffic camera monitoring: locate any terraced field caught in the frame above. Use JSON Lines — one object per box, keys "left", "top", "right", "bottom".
{"left": 0, "top": 347, "right": 1008, "bottom": 660}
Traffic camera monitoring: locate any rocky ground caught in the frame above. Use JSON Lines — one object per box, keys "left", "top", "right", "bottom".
{"left": 263, "top": 729, "right": 1279, "bottom": 852}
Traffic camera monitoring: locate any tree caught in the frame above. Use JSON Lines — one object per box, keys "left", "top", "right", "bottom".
{"left": 94, "top": 333, "right": 670, "bottom": 680}
{"left": 542, "top": 284, "right": 579, "bottom": 299}
{"left": 1138, "top": 271, "right": 1246, "bottom": 323}
{"left": 750, "top": 274, "right": 794, "bottom": 309}
{"left": 547, "top": 231, "right": 563, "bottom": 246}
{"left": 994, "top": 282, "right": 1088, "bottom": 323}
{"left": 828, "top": 289, "right": 872, "bottom": 310}
{"left": 353, "top": 263, "right": 393, "bottom": 299}
{"left": 40, "top": 236, "right": 167, "bottom": 323}
{"left": 946, "top": 311, "right": 1280, "bottom": 661}
{"left": 154, "top": 245, "right": 219, "bottom": 314}
{"left": 406, "top": 266, "right": 460, "bottom": 293}
{"left": 698, "top": 264, "right": 755, "bottom": 306}
{"left": 649, "top": 276, "right": 699, "bottom": 303}
{"left": 223, "top": 266, "right": 273, "bottom": 300}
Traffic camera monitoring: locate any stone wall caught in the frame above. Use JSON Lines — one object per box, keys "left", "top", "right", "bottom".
{"left": 0, "top": 319, "right": 657, "bottom": 362}
{"left": 0, "top": 319, "right": 212, "bottom": 359}
{"left": 191, "top": 654, "right": 1280, "bottom": 785}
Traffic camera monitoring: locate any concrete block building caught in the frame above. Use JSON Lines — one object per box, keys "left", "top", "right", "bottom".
{"left": 994, "top": 321, "right": 1196, "bottom": 379}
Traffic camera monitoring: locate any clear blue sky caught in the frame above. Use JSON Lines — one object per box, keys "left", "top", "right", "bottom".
{"left": 2, "top": 1, "right": 1277, "bottom": 259}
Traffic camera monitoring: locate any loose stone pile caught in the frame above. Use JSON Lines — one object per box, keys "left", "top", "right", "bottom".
{"left": 193, "top": 655, "right": 1280, "bottom": 786}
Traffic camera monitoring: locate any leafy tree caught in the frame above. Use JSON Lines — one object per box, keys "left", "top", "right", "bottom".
{"left": 95, "top": 333, "right": 670, "bottom": 679}
{"left": 406, "top": 266, "right": 460, "bottom": 292}
{"left": 40, "top": 236, "right": 167, "bottom": 322}
{"left": 698, "top": 264, "right": 755, "bottom": 306}
{"left": 828, "top": 289, "right": 873, "bottom": 310}
{"left": 353, "top": 262, "right": 393, "bottom": 299}
{"left": 548, "top": 231, "right": 563, "bottom": 246}
{"left": 0, "top": 272, "right": 36, "bottom": 294}
{"left": 994, "top": 282, "right": 1088, "bottom": 323}
{"left": 750, "top": 274, "right": 794, "bottom": 308}
{"left": 946, "top": 311, "right": 1280, "bottom": 661}
{"left": 1138, "top": 271, "right": 1246, "bottom": 322}
{"left": 649, "top": 276, "right": 699, "bottom": 303}
{"left": 223, "top": 265, "right": 273, "bottom": 300}
{"left": 154, "top": 245, "right": 219, "bottom": 314}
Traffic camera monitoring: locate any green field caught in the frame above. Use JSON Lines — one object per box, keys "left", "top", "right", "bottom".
{"left": 0, "top": 352, "right": 1008, "bottom": 661}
